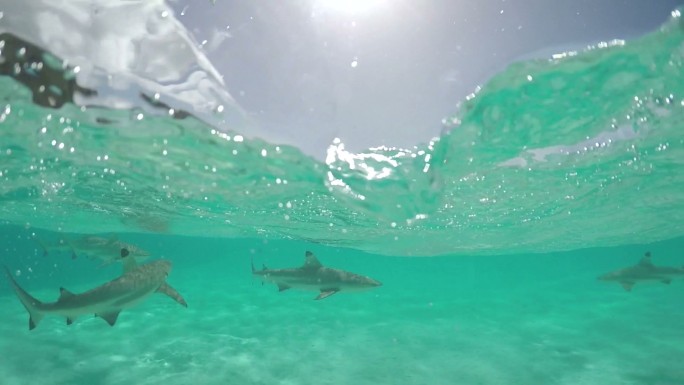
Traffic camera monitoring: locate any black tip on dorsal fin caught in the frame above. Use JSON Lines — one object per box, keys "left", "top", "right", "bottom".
{"left": 303, "top": 251, "right": 323, "bottom": 269}
{"left": 58, "top": 287, "right": 75, "bottom": 302}
{"left": 638, "top": 253, "right": 654, "bottom": 267}
{"left": 121, "top": 254, "right": 138, "bottom": 274}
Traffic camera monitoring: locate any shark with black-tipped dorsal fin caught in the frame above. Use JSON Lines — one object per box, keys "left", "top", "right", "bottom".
{"left": 34, "top": 234, "right": 150, "bottom": 266}
{"left": 252, "top": 251, "right": 382, "bottom": 300}
{"left": 3, "top": 250, "right": 187, "bottom": 330}
{"left": 598, "top": 251, "right": 684, "bottom": 291}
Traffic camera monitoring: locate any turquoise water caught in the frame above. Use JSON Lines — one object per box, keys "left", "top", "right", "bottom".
{"left": 1, "top": 227, "right": 683, "bottom": 384}
{"left": 1, "top": 8, "right": 684, "bottom": 385}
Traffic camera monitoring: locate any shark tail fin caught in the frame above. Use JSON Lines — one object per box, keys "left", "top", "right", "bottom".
{"left": 3, "top": 266, "right": 45, "bottom": 330}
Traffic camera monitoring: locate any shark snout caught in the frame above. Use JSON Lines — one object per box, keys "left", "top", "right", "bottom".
{"left": 345, "top": 274, "right": 382, "bottom": 290}
{"left": 597, "top": 274, "right": 611, "bottom": 281}
{"left": 358, "top": 276, "right": 382, "bottom": 288}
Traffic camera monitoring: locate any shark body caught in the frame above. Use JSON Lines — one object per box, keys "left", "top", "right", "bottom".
{"left": 4, "top": 256, "right": 187, "bottom": 330}
{"left": 252, "top": 251, "right": 382, "bottom": 300}
{"left": 35, "top": 235, "right": 149, "bottom": 266}
{"left": 598, "top": 252, "right": 684, "bottom": 291}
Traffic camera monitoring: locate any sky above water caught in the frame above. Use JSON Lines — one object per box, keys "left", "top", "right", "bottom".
{"left": 167, "top": 0, "right": 683, "bottom": 156}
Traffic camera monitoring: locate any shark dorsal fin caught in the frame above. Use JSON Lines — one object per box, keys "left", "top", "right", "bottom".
{"left": 58, "top": 287, "right": 75, "bottom": 302}
{"left": 302, "top": 251, "right": 323, "bottom": 269}
{"left": 638, "top": 252, "right": 654, "bottom": 267}
{"left": 121, "top": 253, "right": 138, "bottom": 274}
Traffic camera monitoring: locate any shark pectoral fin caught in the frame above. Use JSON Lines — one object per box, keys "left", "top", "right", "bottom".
{"left": 97, "top": 310, "right": 122, "bottom": 326}
{"left": 277, "top": 284, "right": 291, "bottom": 292}
{"left": 315, "top": 289, "right": 339, "bottom": 300}
{"left": 662, "top": 279, "right": 672, "bottom": 285}
{"left": 58, "top": 287, "right": 76, "bottom": 302}
{"left": 157, "top": 282, "right": 188, "bottom": 307}
{"left": 66, "top": 317, "right": 76, "bottom": 326}
{"left": 620, "top": 282, "right": 634, "bottom": 292}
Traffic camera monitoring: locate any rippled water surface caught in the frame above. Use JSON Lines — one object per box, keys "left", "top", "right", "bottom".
{"left": 1, "top": 4, "right": 683, "bottom": 385}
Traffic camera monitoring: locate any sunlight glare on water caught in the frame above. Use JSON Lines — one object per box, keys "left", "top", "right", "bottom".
{"left": 0, "top": 9, "right": 684, "bottom": 255}
{"left": 1, "top": 3, "right": 684, "bottom": 385}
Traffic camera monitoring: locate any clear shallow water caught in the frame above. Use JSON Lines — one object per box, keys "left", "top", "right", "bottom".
{"left": 1, "top": 227, "right": 684, "bottom": 385}
{"left": 1, "top": 5, "right": 684, "bottom": 385}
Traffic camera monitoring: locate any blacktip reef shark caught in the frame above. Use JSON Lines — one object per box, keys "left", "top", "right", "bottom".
{"left": 35, "top": 234, "right": 149, "bottom": 266}
{"left": 4, "top": 250, "right": 187, "bottom": 330}
{"left": 252, "top": 251, "right": 382, "bottom": 300}
{"left": 598, "top": 251, "right": 684, "bottom": 291}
